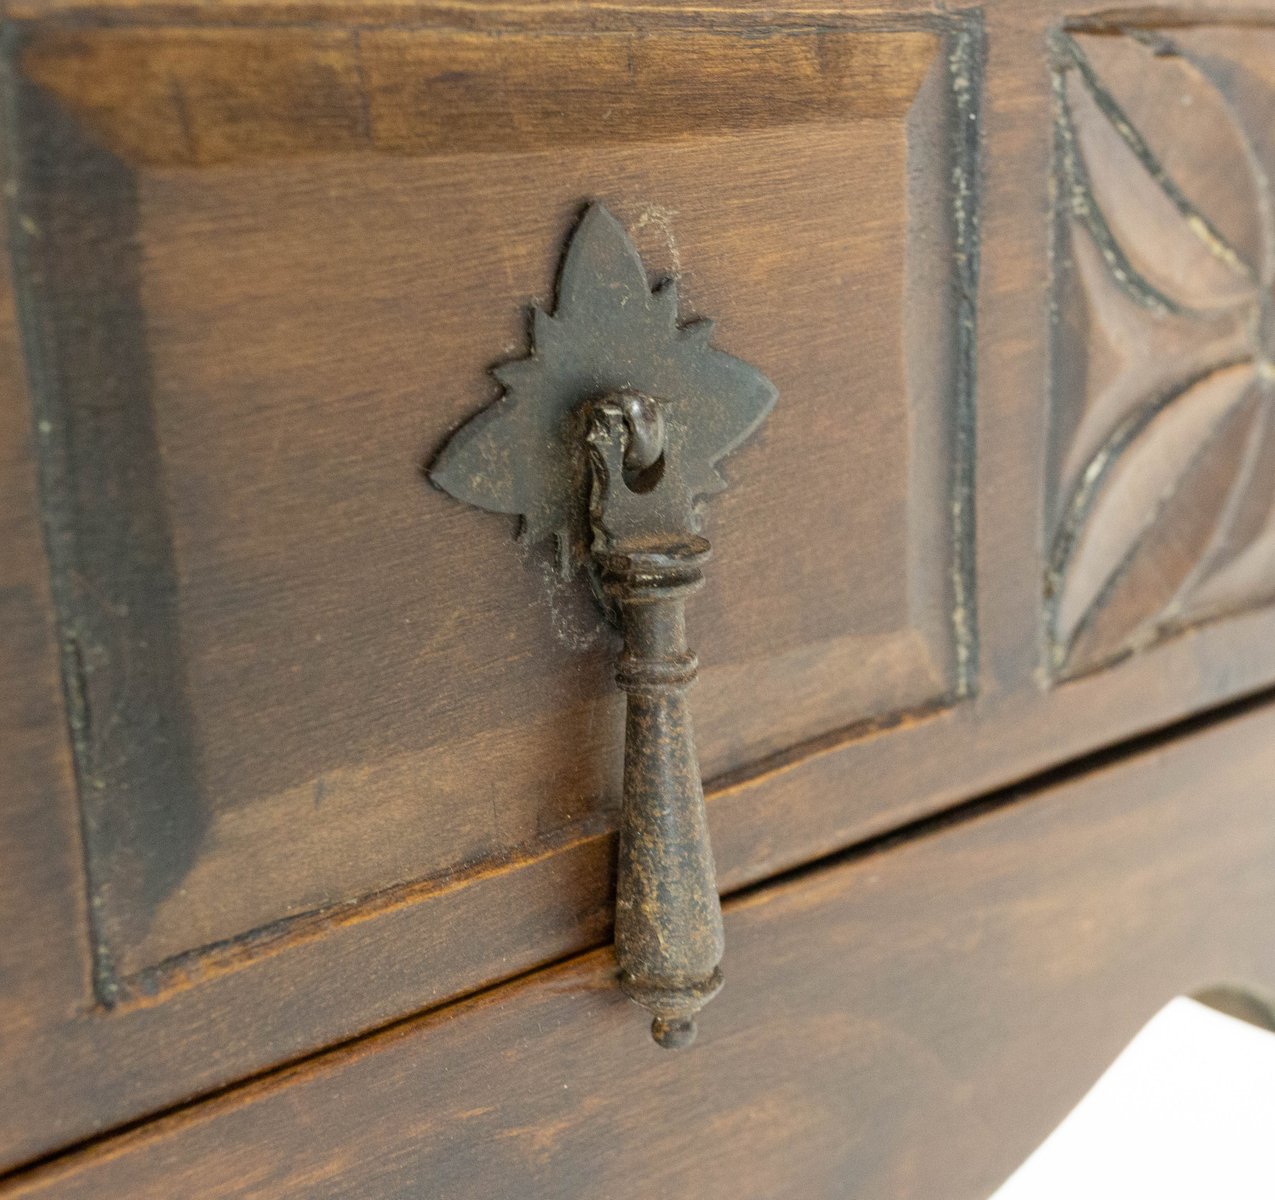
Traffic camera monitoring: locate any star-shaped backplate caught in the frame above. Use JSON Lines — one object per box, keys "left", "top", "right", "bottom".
{"left": 428, "top": 204, "right": 777, "bottom": 574}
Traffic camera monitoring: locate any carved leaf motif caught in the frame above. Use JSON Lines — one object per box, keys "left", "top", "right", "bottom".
{"left": 1049, "top": 30, "right": 1275, "bottom": 676}
{"left": 1056, "top": 33, "right": 1261, "bottom": 313}
{"left": 1049, "top": 365, "right": 1261, "bottom": 673}
{"left": 1075, "top": 32, "right": 1266, "bottom": 276}
{"left": 429, "top": 205, "right": 777, "bottom": 566}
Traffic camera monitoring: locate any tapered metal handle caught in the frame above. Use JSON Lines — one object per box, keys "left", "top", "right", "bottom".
{"left": 600, "top": 546, "right": 724, "bottom": 1048}
{"left": 429, "top": 203, "right": 775, "bottom": 1048}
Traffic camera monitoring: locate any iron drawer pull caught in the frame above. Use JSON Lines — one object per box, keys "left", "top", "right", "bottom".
{"left": 429, "top": 204, "right": 776, "bottom": 1046}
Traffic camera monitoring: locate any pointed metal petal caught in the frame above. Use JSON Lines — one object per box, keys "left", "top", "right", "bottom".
{"left": 557, "top": 204, "right": 651, "bottom": 319}
{"left": 428, "top": 399, "right": 522, "bottom": 515}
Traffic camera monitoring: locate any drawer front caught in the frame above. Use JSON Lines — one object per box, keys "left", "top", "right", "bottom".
{"left": 8, "top": 697, "right": 1275, "bottom": 1198}
{"left": 12, "top": 13, "right": 978, "bottom": 988}
{"left": 7, "top": 0, "right": 1275, "bottom": 1166}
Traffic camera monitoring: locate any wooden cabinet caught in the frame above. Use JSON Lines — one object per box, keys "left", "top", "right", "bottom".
{"left": 3, "top": 0, "right": 1275, "bottom": 1191}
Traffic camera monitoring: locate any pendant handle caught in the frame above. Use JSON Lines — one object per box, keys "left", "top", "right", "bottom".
{"left": 588, "top": 398, "right": 723, "bottom": 1048}
{"left": 429, "top": 204, "right": 776, "bottom": 1046}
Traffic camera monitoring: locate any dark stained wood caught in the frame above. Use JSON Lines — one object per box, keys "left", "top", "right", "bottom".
{"left": 5, "top": 0, "right": 1275, "bottom": 1173}
{"left": 8, "top": 697, "right": 1275, "bottom": 1199}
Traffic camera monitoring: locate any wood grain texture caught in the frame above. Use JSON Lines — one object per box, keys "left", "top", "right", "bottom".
{"left": 6, "top": 0, "right": 1275, "bottom": 1172}
{"left": 7, "top": 697, "right": 1275, "bottom": 1199}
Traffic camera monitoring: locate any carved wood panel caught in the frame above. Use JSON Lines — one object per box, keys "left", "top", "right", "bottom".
{"left": 1048, "top": 22, "right": 1275, "bottom": 679}
{"left": 6, "top": 14, "right": 980, "bottom": 1003}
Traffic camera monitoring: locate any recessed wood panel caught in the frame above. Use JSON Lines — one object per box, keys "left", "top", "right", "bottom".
{"left": 8, "top": 17, "right": 977, "bottom": 990}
